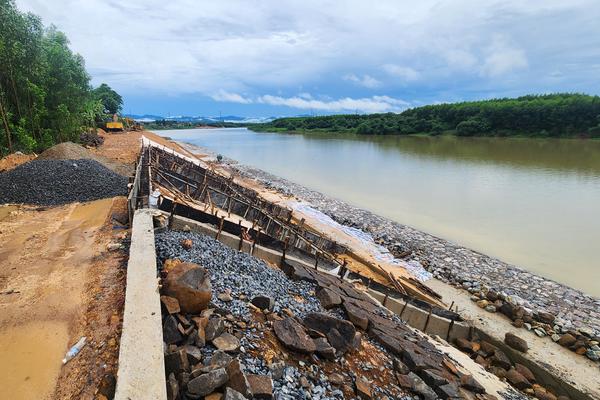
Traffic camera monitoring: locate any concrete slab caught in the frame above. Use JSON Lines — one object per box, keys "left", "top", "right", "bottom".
{"left": 115, "top": 210, "right": 166, "bottom": 400}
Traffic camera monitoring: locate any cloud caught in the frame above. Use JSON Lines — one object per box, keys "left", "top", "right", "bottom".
{"left": 14, "top": 0, "right": 600, "bottom": 114}
{"left": 257, "top": 94, "right": 408, "bottom": 113}
{"left": 481, "top": 36, "right": 528, "bottom": 77}
{"left": 383, "top": 64, "right": 420, "bottom": 81}
{"left": 211, "top": 90, "right": 252, "bottom": 104}
{"left": 343, "top": 74, "right": 382, "bottom": 88}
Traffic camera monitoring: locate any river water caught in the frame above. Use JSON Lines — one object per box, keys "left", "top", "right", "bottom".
{"left": 156, "top": 128, "right": 600, "bottom": 296}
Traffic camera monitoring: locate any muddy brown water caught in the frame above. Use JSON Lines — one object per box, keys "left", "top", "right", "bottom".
{"left": 157, "top": 128, "right": 600, "bottom": 297}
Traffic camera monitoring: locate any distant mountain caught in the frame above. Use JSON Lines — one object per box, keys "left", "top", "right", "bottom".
{"left": 124, "top": 114, "right": 276, "bottom": 124}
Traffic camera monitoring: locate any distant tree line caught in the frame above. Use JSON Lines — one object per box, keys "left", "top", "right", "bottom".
{"left": 250, "top": 94, "right": 600, "bottom": 138}
{"left": 0, "top": 0, "right": 122, "bottom": 155}
{"left": 145, "top": 120, "right": 240, "bottom": 130}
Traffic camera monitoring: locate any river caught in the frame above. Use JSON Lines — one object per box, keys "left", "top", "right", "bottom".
{"left": 155, "top": 128, "right": 600, "bottom": 297}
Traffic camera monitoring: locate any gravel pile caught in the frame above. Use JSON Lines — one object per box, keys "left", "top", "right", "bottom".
{"left": 0, "top": 159, "right": 128, "bottom": 205}
{"left": 38, "top": 142, "right": 131, "bottom": 175}
{"left": 155, "top": 230, "right": 323, "bottom": 319}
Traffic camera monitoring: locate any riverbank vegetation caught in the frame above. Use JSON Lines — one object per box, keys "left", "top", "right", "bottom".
{"left": 250, "top": 94, "right": 600, "bottom": 138}
{"left": 0, "top": 0, "right": 122, "bottom": 155}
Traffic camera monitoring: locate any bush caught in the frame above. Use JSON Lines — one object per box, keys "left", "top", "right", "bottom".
{"left": 456, "top": 117, "right": 491, "bottom": 136}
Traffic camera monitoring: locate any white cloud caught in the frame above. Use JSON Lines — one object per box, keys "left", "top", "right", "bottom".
{"left": 481, "top": 36, "right": 528, "bottom": 77}
{"left": 14, "top": 0, "right": 600, "bottom": 111}
{"left": 257, "top": 94, "right": 408, "bottom": 113}
{"left": 383, "top": 65, "right": 420, "bottom": 81}
{"left": 211, "top": 90, "right": 252, "bottom": 104}
{"left": 343, "top": 74, "right": 382, "bottom": 88}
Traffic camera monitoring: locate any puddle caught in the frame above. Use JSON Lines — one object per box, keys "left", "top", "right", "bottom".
{"left": 0, "top": 321, "right": 69, "bottom": 400}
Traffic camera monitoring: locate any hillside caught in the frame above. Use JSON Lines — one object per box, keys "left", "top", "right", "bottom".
{"left": 250, "top": 94, "right": 600, "bottom": 138}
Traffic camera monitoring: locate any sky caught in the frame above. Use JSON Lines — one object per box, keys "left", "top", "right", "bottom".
{"left": 15, "top": 0, "right": 600, "bottom": 117}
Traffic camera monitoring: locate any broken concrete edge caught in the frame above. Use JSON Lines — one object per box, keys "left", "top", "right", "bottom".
{"left": 115, "top": 209, "right": 167, "bottom": 400}
{"left": 473, "top": 328, "right": 593, "bottom": 400}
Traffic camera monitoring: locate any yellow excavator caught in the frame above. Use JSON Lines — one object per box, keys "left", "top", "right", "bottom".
{"left": 105, "top": 113, "right": 125, "bottom": 132}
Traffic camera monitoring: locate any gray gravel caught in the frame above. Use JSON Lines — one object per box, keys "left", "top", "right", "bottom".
{"left": 155, "top": 230, "right": 323, "bottom": 319}
{"left": 0, "top": 159, "right": 127, "bottom": 205}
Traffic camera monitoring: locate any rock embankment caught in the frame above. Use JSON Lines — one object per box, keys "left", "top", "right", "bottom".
{"left": 0, "top": 159, "right": 127, "bottom": 205}
{"left": 155, "top": 229, "right": 514, "bottom": 400}
{"left": 228, "top": 163, "right": 600, "bottom": 365}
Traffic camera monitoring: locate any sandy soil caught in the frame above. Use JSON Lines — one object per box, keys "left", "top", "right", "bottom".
{"left": 0, "top": 152, "right": 37, "bottom": 172}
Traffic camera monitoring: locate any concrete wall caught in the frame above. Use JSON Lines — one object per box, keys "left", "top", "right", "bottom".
{"left": 115, "top": 210, "right": 167, "bottom": 400}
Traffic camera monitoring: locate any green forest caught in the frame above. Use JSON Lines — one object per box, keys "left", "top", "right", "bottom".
{"left": 251, "top": 94, "right": 600, "bottom": 138}
{"left": 0, "top": 0, "right": 122, "bottom": 155}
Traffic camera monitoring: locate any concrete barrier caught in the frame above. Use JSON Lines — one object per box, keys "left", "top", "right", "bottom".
{"left": 115, "top": 210, "right": 167, "bottom": 400}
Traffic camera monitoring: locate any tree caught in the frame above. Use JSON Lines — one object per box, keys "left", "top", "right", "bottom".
{"left": 92, "top": 83, "right": 123, "bottom": 115}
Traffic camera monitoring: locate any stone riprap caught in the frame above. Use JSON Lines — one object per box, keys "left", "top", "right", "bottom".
{"left": 155, "top": 228, "right": 521, "bottom": 400}
{"left": 0, "top": 158, "right": 127, "bottom": 205}
{"left": 226, "top": 162, "right": 600, "bottom": 362}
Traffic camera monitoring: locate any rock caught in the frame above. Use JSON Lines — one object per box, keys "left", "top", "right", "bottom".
{"left": 490, "top": 349, "right": 512, "bottom": 375}
{"left": 251, "top": 295, "right": 274, "bottom": 311}
{"left": 161, "top": 295, "right": 181, "bottom": 314}
{"left": 303, "top": 313, "right": 356, "bottom": 353}
{"left": 98, "top": 373, "right": 117, "bottom": 400}
{"left": 485, "top": 305, "right": 497, "bottom": 313}
{"left": 165, "top": 348, "right": 190, "bottom": 375}
{"left": 313, "top": 337, "right": 336, "bottom": 360}
{"left": 343, "top": 302, "right": 370, "bottom": 330}
{"left": 460, "top": 374, "right": 486, "bottom": 394}
{"left": 351, "top": 331, "right": 363, "bottom": 351}
{"left": 247, "top": 374, "right": 273, "bottom": 399}
{"left": 329, "top": 373, "right": 345, "bottom": 386}
{"left": 479, "top": 341, "right": 497, "bottom": 357}
{"left": 107, "top": 242, "right": 122, "bottom": 251}
{"left": 267, "top": 361, "right": 285, "bottom": 380}
{"left": 163, "top": 262, "right": 212, "bottom": 314}
{"left": 477, "top": 300, "right": 489, "bottom": 309}
{"left": 316, "top": 287, "right": 342, "bottom": 309}
{"left": 505, "top": 332, "right": 528, "bottom": 353}
{"left": 514, "top": 363, "right": 536, "bottom": 383}
{"left": 299, "top": 376, "right": 310, "bottom": 388}
{"left": 421, "top": 369, "right": 449, "bottom": 388}
{"left": 226, "top": 359, "right": 252, "bottom": 397}
{"left": 393, "top": 358, "right": 410, "bottom": 375}
{"left": 536, "top": 311, "right": 555, "bottom": 325}
{"left": 223, "top": 387, "right": 246, "bottom": 400}
{"left": 201, "top": 351, "right": 233, "bottom": 372}
{"left": 355, "top": 377, "right": 372, "bottom": 399}
{"left": 586, "top": 349, "right": 600, "bottom": 361}
{"left": 406, "top": 372, "right": 438, "bottom": 400}
{"left": 206, "top": 393, "right": 224, "bottom": 400}
{"left": 213, "top": 333, "right": 241, "bottom": 352}
{"left": 551, "top": 334, "right": 561, "bottom": 342}
{"left": 273, "top": 317, "right": 316, "bottom": 353}
{"left": 163, "top": 315, "right": 183, "bottom": 344}
{"left": 181, "top": 238, "right": 193, "bottom": 250}
{"left": 166, "top": 372, "right": 179, "bottom": 400}
{"left": 218, "top": 292, "right": 233, "bottom": 302}
{"left": 534, "top": 328, "right": 546, "bottom": 337}
{"left": 184, "top": 345, "right": 202, "bottom": 365}
{"left": 437, "top": 383, "right": 461, "bottom": 399}
{"left": 205, "top": 317, "right": 225, "bottom": 342}
{"left": 534, "top": 387, "right": 557, "bottom": 400}
{"left": 188, "top": 368, "right": 229, "bottom": 397}
{"left": 506, "top": 368, "right": 532, "bottom": 390}
{"left": 558, "top": 333, "right": 576, "bottom": 347}
{"left": 455, "top": 338, "right": 476, "bottom": 354}
{"left": 486, "top": 290, "right": 499, "bottom": 301}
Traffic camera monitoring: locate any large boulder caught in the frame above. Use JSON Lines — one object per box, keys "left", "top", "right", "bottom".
{"left": 303, "top": 313, "right": 356, "bottom": 353}
{"left": 273, "top": 317, "right": 316, "bottom": 354}
{"left": 163, "top": 262, "right": 212, "bottom": 314}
